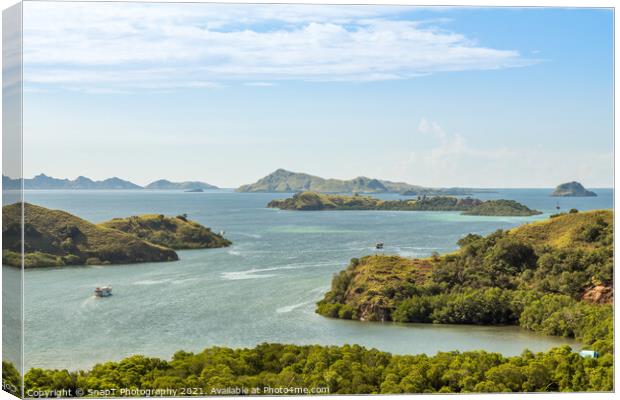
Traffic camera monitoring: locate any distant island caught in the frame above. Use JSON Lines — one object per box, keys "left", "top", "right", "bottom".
{"left": 267, "top": 191, "right": 542, "bottom": 216}
{"left": 146, "top": 179, "right": 217, "bottom": 190}
{"left": 185, "top": 188, "right": 204, "bottom": 192}
{"left": 2, "top": 174, "right": 218, "bottom": 190}
{"left": 2, "top": 203, "right": 230, "bottom": 268}
{"left": 552, "top": 181, "right": 597, "bottom": 197}
{"left": 237, "top": 169, "right": 478, "bottom": 195}
{"left": 3, "top": 174, "right": 142, "bottom": 190}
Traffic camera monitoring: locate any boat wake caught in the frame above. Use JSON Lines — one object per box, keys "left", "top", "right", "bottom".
{"left": 276, "top": 301, "right": 312, "bottom": 313}
{"left": 275, "top": 286, "right": 329, "bottom": 313}
{"left": 132, "top": 278, "right": 172, "bottom": 286}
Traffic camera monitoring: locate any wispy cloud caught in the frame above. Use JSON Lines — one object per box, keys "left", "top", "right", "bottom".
{"left": 23, "top": 3, "right": 536, "bottom": 92}
{"left": 245, "top": 82, "right": 277, "bottom": 87}
{"left": 395, "top": 119, "right": 612, "bottom": 187}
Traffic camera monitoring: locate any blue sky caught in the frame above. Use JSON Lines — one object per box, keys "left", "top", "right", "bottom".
{"left": 21, "top": 3, "right": 613, "bottom": 188}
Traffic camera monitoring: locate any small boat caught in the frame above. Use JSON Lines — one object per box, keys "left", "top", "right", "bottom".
{"left": 94, "top": 286, "right": 112, "bottom": 297}
{"left": 375, "top": 242, "right": 384, "bottom": 250}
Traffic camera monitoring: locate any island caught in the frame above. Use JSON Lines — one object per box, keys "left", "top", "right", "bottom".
{"left": 266, "top": 191, "right": 542, "bottom": 216}
{"left": 237, "top": 168, "right": 477, "bottom": 195}
{"left": 2, "top": 173, "right": 142, "bottom": 190}
{"left": 185, "top": 188, "right": 204, "bottom": 193}
{"left": 315, "top": 210, "right": 612, "bottom": 357}
{"left": 2, "top": 204, "right": 231, "bottom": 268}
{"left": 552, "top": 181, "right": 597, "bottom": 197}
{"left": 2, "top": 203, "right": 177, "bottom": 268}
{"left": 145, "top": 179, "right": 217, "bottom": 190}
{"left": 2, "top": 174, "right": 218, "bottom": 190}
{"left": 100, "top": 214, "right": 231, "bottom": 250}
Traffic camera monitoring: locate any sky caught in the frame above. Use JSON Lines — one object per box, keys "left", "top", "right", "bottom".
{"left": 19, "top": 2, "right": 613, "bottom": 188}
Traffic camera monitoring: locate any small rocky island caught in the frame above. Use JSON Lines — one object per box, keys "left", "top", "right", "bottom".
{"left": 552, "top": 181, "right": 597, "bottom": 197}
{"left": 267, "top": 191, "right": 542, "bottom": 216}
{"left": 2, "top": 203, "right": 230, "bottom": 268}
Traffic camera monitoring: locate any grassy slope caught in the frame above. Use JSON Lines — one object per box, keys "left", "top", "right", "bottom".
{"left": 317, "top": 209, "right": 612, "bottom": 321}
{"left": 509, "top": 210, "right": 612, "bottom": 250}
{"left": 2, "top": 203, "right": 178, "bottom": 268}
{"left": 268, "top": 191, "right": 541, "bottom": 216}
{"left": 99, "top": 214, "right": 231, "bottom": 250}
{"left": 317, "top": 255, "right": 433, "bottom": 321}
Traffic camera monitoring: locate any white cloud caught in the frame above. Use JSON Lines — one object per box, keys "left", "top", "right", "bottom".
{"left": 395, "top": 119, "right": 612, "bottom": 188}
{"left": 23, "top": 2, "right": 535, "bottom": 91}
{"left": 245, "top": 82, "right": 277, "bottom": 87}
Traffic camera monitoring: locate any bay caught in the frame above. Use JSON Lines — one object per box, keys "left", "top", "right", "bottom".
{"left": 3, "top": 188, "right": 612, "bottom": 370}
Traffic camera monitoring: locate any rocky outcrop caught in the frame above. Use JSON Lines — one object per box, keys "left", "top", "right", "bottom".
{"left": 552, "top": 181, "right": 597, "bottom": 197}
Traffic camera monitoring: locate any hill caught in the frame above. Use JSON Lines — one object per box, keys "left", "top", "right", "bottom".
{"left": 316, "top": 210, "right": 612, "bottom": 353}
{"left": 237, "top": 169, "right": 471, "bottom": 194}
{"left": 100, "top": 214, "right": 231, "bottom": 250}
{"left": 145, "top": 179, "right": 218, "bottom": 190}
{"left": 3, "top": 174, "right": 142, "bottom": 190}
{"left": 509, "top": 209, "right": 612, "bottom": 251}
{"left": 551, "top": 181, "right": 597, "bottom": 197}
{"left": 462, "top": 199, "right": 542, "bottom": 216}
{"left": 267, "top": 192, "right": 541, "bottom": 216}
{"left": 2, "top": 203, "right": 177, "bottom": 268}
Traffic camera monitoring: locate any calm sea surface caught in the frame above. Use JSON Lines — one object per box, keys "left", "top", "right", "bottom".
{"left": 2, "top": 188, "right": 613, "bottom": 370}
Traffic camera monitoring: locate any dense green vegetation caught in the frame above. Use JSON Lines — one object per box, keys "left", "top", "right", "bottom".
{"left": 2, "top": 203, "right": 178, "bottom": 268}
{"left": 100, "top": 214, "right": 231, "bottom": 250}
{"left": 2, "top": 341, "right": 612, "bottom": 396}
{"left": 317, "top": 210, "right": 613, "bottom": 356}
{"left": 237, "top": 168, "right": 471, "bottom": 194}
{"left": 462, "top": 199, "right": 543, "bottom": 216}
{"left": 2, "top": 360, "right": 21, "bottom": 396}
{"left": 268, "top": 191, "right": 541, "bottom": 216}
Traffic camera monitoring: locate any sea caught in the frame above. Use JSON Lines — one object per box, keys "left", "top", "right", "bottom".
{"left": 1, "top": 188, "right": 613, "bottom": 370}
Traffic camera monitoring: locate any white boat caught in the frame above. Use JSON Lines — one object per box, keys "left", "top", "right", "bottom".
{"left": 94, "top": 286, "right": 112, "bottom": 297}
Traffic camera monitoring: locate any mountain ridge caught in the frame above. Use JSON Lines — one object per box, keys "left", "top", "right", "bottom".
{"left": 3, "top": 174, "right": 217, "bottom": 190}
{"left": 237, "top": 169, "right": 474, "bottom": 194}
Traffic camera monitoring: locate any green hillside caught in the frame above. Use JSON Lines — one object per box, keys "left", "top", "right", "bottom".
{"left": 316, "top": 210, "right": 613, "bottom": 355}
{"left": 2, "top": 203, "right": 178, "bottom": 268}
{"left": 100, "top": 214, "right": 231, "bottom": 250}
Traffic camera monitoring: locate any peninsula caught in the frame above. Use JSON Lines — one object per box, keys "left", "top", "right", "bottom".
{"left": 315, "top": 209, "right": 612, "bottom": 355}
{"left": 267, "top": 191, "right": 542, "bottom": 216}
{"left": 552, "top": 181, "right": 597, "bottom": 197}
{"left": 2, "top": 203, "right": 230, "bottom": 268}
{"left": 237, "top": 169, "right": 474, "bottom": 195}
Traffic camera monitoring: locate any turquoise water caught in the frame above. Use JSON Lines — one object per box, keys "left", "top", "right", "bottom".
{"left": 3, "top": 189, "right": 613, "bottom": 370}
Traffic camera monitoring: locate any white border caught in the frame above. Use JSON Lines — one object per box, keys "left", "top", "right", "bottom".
{"left": 0, "top": 1, "right": 616, "bottom": 399}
